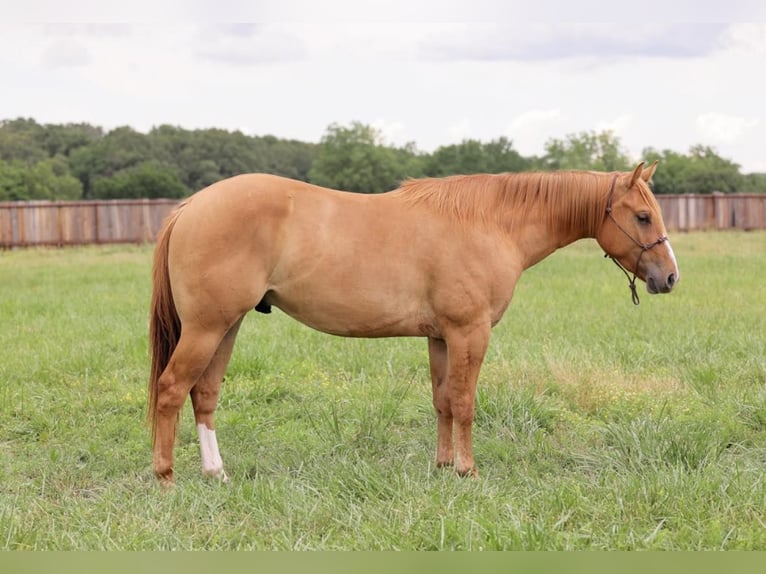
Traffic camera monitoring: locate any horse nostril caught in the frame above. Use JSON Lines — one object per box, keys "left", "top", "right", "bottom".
{"left": 667, "top": 272, "right": 676, "bottom": 288}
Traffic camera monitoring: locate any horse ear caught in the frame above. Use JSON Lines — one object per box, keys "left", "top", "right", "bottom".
{"left": 628, "top": 161, "right": 645, "bottom": 188}
{"left": 641, "top": 160, "right": 658, "bottom": 183}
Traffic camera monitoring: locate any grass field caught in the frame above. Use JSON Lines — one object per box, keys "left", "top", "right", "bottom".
{"left": 1, "top": 232, "right": 764, "bottom": 550}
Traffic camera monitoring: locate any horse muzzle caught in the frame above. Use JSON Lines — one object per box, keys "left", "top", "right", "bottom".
{"left": 646, "top": 269, "right": 679, "bottom": 294}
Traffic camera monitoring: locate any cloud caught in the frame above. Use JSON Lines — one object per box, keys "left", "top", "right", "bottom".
{"left": 596, "top": 114, "right": 633, "bottom": 136}
{"left": 42, "top": 24, "right": 133, "bottom": 37}
{"left": 696, "top": 112, "right": 759, "bottom": 144}
{"left": 41, "top": 38, "right": 91, "bottom": 68}
{"left": 371, "top": 118, "right": 407, "bottom": 146}
{"left": 445, "top": 118, "right": 472, "bottom": 143}
{"left": 719, "top": 23, "right": 766, "bottom": 54}
{"left": 505, "top": 109, "right": 563, "bottom": 155}
{"left": 194, "top": 24, "right": 307, "bottom": 65}
{"left": 418, "top": 23, "right": 728, "bottom": 62}
{"left": 36, "top": 24, "right": 134, "bottom": 69}
{"left": 212, "top": 23, "right": 261, "bottom": 38}
{"left": 508, "top": 108, "right": 561, "bottom": 131}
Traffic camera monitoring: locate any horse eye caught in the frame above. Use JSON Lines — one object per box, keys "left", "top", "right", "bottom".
{"left": 636, "top": 213, "right": 651, "bottom": 225}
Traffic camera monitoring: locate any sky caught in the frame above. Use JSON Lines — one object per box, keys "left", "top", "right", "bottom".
{"left": 1, "top": 2, "right": 765, "bottom": 172}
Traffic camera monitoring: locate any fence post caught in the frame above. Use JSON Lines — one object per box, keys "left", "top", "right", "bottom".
{"left": 93, "top": 202, "right": 100, "bottom": 244}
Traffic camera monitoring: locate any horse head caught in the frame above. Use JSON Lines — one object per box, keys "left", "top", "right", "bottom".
{"left": 596, "top": 161, "right": 679, "bottom": 301}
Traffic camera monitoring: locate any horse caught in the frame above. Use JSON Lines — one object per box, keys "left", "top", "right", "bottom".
{"left": 147, "top": 161, "right": 679, "bottom": 483}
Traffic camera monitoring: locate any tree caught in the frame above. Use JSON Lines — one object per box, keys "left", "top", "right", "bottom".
{"left": 542, "top": 130, "right": 631, "bottom": 172}
{"left": 425, "top": 137, "right": 530, "bottom": 176}
{"left": 91, "top": 161, "right": 189, "bottom": 199}
{"left": 309, "top": 122, "right": 411, "bottom": 193}
{"left": 743, "top": 173, "right": 766, "bottom": 193}
{"left": 0, "top": 160, "right": 26, "bottom": 200}
{"left": 69, "top": 126, "right": 153, "bottom": 198}
{"left": 1, "top": 116, "right": 763, "bottom": 200}
{"left": 0, "top": 159, "right": 82, "bottom": 201}
{"left": 38, "top": 122, "right": 103, "bottom": 157}
{"left": 642, "top": 145, "right": 744, "bottom": 194}
{"left": 0, "top": 118, "right": 102, "bottom": 163}
{"left": 0, "top": 118, "right": 48, "bottom": 163}
{"left": 248, "top": 134, "right": 317, "bottom": 182}
{"left": 148, "top": 126, "right": 318, "bottom": 191}
{"left": 394, "top": 141, "right": 427, "bottom": 180}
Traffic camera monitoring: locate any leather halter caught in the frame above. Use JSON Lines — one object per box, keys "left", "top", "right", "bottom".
{"left": 603, "top": 174, "right": 668, "bottom": 305}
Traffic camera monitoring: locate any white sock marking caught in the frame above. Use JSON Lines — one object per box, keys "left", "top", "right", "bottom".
{"left": 197, "top": 424, "right": 228, "bottom": 481}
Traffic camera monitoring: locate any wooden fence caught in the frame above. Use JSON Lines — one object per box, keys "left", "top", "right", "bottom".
{"left": 656, "top": 193, "right": 766, "bottom": 232}
{"left": 0, "top": 199, "right": 178, "bottom": 248}
{"left": 1, "top": 194, "right": 764, "bottom": 248}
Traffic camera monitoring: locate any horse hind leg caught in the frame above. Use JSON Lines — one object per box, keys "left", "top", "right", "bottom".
{"left": 190, "top": 317, "right": 244, "bottom": 481}
{"left": 153, "top": 325, "right": 230, "bottom": 483}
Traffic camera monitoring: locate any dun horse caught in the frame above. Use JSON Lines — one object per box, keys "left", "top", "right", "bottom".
{"left": 148, "top": 161, "right": 679, "bottom": 483}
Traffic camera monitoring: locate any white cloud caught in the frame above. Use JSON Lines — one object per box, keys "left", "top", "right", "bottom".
{"left": 696, "top": 113, "right": 759, "bottom": 144}
{"left": 596, "top": 114, "right": 633, "bottom": 136}
{"left": 719, "top": 23, "right": 766, "bottom": 55}
{"left": 445, "top": 118, "right": 473, "bottom": 143}
{"left": 42, "top": 23, "right": 133, "bottom": 37}
{"left": 41, "top": 38, "right": 91, "bottom": 68}
{"left": 371, "top": 118, "right": 407, "bottom": 146}
{"left": 508, "top": 108, "right": 561, "bottom": 131}
{"left": 194, "top": 24, "right": 308, "bottom": 65}
{"left": 506, "top": 109, "right": 563, "bottom": 156}
{"left": 418, "top": 23, "right": 727, "bottom": 62}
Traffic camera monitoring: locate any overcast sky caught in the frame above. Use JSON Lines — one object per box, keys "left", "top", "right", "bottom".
{"left": 1, "top": 2, "right": 765, "bottom": 172}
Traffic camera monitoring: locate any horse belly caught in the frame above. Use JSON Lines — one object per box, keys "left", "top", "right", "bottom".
{"left": 257, "top": 188, "right": 437, "bottom": 337}
{"left": 268, "top": 272, "right": 429, "bottom": 338}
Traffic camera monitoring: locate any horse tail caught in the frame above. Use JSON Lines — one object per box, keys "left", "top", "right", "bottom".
{"left": 147, "top": 202, "right": 186, "bottom": 443}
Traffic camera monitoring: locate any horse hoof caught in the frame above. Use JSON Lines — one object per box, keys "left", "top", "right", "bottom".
{"left": 203, "top": 468, "right": 230, "bottom": 483}
{"left": 456, "top": 466, "right": 479, "bottom": 478}
{"left": 156, "top": 475, "right": 175, "bottom": 490}
{"left": 155, "top": 467, "right": 174, "bottom": 485}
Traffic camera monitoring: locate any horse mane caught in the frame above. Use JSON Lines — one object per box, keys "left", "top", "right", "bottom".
{"left": 392, "top": 171, "right": 617, "bottom": 234}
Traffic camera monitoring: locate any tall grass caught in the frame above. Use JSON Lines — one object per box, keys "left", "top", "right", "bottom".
{"left": 0, "top": 233, "right": 764, "bottom": 549}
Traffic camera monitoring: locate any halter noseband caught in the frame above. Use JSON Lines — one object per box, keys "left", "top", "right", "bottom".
{"left": 603, "top": 174, "right": 668, "bottom": 305}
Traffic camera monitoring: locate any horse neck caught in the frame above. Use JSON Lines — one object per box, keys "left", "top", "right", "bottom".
{"left": 504, "top": 172, "right": 610, "bottom": 268}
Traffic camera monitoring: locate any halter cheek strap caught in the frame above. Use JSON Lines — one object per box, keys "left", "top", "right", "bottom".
{"left": 604, "top": 175, "right": 668, "bottom": 306}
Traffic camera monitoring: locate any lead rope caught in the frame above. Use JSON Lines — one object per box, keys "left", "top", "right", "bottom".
{"left": 605, "top": 252, "right": 642, "bottom": 305}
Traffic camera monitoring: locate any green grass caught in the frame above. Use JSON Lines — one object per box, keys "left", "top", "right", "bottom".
{"left": 1, "top": 232, "right": 765, "bottom": 550}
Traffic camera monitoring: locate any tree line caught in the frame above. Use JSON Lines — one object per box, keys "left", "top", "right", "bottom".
{"left": 1, "top": 117, "right": 763, "bottom": 201}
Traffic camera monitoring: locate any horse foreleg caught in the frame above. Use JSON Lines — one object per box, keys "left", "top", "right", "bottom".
{"left": 444, "top": 324, "right": 490, "bottom": 477}
{"left": 190, "top": 317, "right": 243, "bottom": 481}
{"left": 154, "top": 328, "right": 225, "bottom": 484}
{"left": 428, "top": 337, "right": 453, "bottom": 468}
